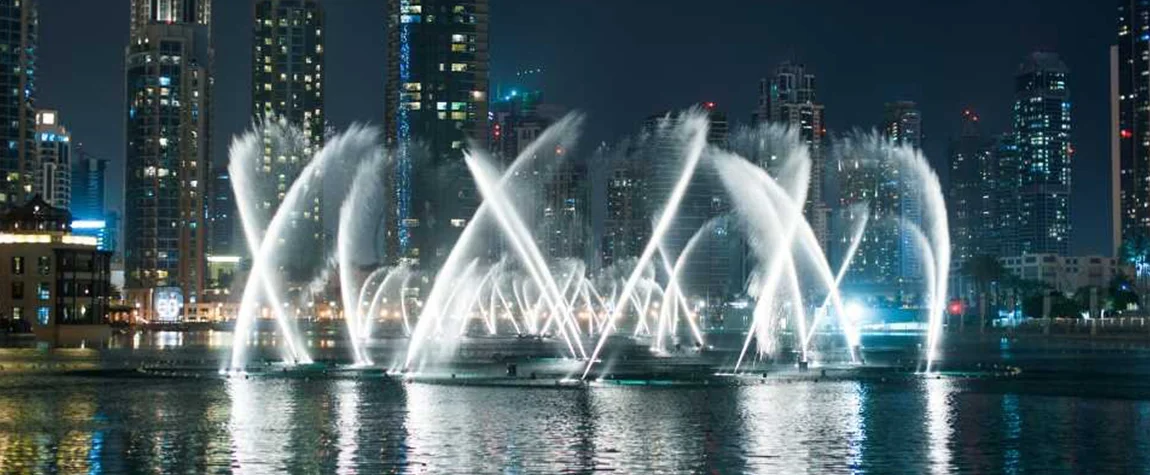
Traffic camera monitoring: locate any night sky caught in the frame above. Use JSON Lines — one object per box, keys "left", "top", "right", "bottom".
{"left": 38, "top": 1, "right": 1113, "bottom": 254}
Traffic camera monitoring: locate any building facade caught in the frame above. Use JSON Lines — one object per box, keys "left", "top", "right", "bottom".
{"left": 70, "top": 151, "right": 106, "bottom": 222}
{"left": 248, "top": 0, "right": 325, "bottom": 278}
{"left": 754, "top": 62, "right": 829, "bottom": 251}
{"left": 0, "top": 0, "right": 37, "bottom": 211}
{"left": 948, "top": 109, "right": 996, "bottom": 265}
{"left": 33, "top": 109, "right": 69, "bottom": 209}
{"left": 0, "top": 197, "right": 112, "bottom": 345}
{"left": 884, "top": 101, "right": 923, "bottom": 283}
{"left": 124, "top": 0, "right": 213, "bottom": 316}
{"left": 384, "top": 0, "right": 490, "bottom": 266}
{"left": 1001, "top": 254, "right": 1129, "bottom": 296}
{"left": 837, "top": 101, "right": 925, "bottom": 291}
{"left": 1114, "top": 1, "right": 1150, "bottom": 258}
{"left": 1012, "top": 52, "right": 1072, "bottom": 257}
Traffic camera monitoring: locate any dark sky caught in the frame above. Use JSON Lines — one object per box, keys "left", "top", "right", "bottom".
{"left": 38, "top": 0, "right": 1113, "bottom": 254}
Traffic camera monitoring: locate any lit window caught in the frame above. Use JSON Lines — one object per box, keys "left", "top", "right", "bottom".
{"left": 37, "top": 282, "right": 50, "bottom": 301}
{"left": 37, "top": 307, "right": 48, "bottom": 326}
{"left": 11, "top": 256, "right": 23, "bottom": 275}
{"left": 451, "top": 63, "right": 467, "bottom": 72}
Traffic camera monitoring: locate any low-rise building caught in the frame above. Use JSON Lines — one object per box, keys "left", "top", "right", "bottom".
{"left": 0, "top": 196, "right": 113, "bottom": 345}
{"left": 1001, "top": 254, "right": 1130, "bottom": 294}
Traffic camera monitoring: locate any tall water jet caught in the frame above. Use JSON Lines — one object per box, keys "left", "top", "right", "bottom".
{"left": 834, "top": 131, "right": 950, "bottom": 371}
{"left": 403, "top": 114, "right": 585, "bottom": 370}
{"left": 337, "top": 150, "right": 388, "bottom": 366}
{"left": 582, "top": 110, "right": 709, "bottom": 379}
{"left": 228, "top": 121, "right": 382, "bottom": 371}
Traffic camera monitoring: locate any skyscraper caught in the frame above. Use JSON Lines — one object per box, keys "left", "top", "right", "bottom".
{"left": 948, "top": 109, "right": 995, "bottom": 264}
{"left": 884, "top": 101, "right": 923, "bottom": 282}
{"left": 1012, "top": 52, "right": 1071, "bottom": 257}
{"left": 488, "top": 90, "right": 586, "bottom": 261}
{"left": 208, "top": 166, "right": 236, "bottom": 257}
{"left": 70, "top": 151, "right": 107, "bottom": 222}
{"left": 33, "top": 110, "right": 69, "bottom": 209}
{"left": 602, "top": 142, "right": 647, "bottom": 270}
{"left": 250, "top": 0, "right": 325, "bottom": 278}
{"left": 754, "top": 62, "right": 829, "bottom": 251}
{"left": 0, "top": 0, "right": 36, "bottom": 210}
{"left": 124, "top": 0, "right": 213, "bottom": 314}
{"left": 384, "top": 0, "right": 490, "bottom": 266}
{"left": 635, "top": 104, "right": 737, "bottom": 306}
{"left": 1115, "top": 1, "right": 1150, "bottom": 257}
{"left": 837, "top": 101, "right": 924, "bottom": 291}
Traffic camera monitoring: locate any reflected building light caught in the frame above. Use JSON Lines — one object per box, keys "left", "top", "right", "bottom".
{"left": 336, "top": 380, "right": 361, "bottom": 472}
{"left": 926, "top": 378, "right": 953, "bottom": 473}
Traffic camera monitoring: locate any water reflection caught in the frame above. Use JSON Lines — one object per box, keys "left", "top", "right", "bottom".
{"left": 229, "top": 378, "right": 292, "bottom": 473}
{"left": 925, "top": 378, "right": 953, "bottom": 474}
{"left": 335, "top": 380, "right": 360, "bottom": 473}
{"left": 0, "top": 372, "right": 1146, "bottom": 472}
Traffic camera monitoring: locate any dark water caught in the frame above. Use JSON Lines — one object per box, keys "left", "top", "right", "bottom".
{"left": 2, "top": 338, "right": 1150, "bottom": 473}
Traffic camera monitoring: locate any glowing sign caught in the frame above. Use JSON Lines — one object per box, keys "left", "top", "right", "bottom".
{"left": 72, "top": 220, "right": 107, "bottom": 230}
{"left": 154, "top": 287, "right": 183, "bottom": 323}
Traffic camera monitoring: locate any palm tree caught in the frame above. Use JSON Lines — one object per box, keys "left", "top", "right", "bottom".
{"left": 961, "top": 254, "right": 1005, "bottom": 331}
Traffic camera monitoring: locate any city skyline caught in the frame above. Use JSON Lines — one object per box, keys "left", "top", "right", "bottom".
{"left": 33, "top": 0, "right": 1113, "bottom": 255}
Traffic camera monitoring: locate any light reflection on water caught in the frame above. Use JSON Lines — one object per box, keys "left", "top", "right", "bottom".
{"left": 0, "top": 374, "right": 1147, "bottom": 474}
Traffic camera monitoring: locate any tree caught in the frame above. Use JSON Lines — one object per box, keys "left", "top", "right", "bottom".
{"left": 961, "top": 254, "right": 1005, "bottom": 297}
{"left": 1108, "top": 273, "right": 1140, "bottom": 313}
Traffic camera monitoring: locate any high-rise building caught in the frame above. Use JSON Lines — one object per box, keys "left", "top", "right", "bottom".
{"left": 208, "top": 166, "right": 237, "bottom": 257}
{"left": 1114, "top": 1, "right": 1150, "bottom": 257}
{"left": 837, "top": 101, "right": 925, "bottom": 291}
{"left": 70, "top": 151, "right": 106, "bottom": 222}
{"left": 989, "top": 134, "right": 1021, "bottom": 258}
{"left": 33, "top": 110, "right": 69, "bottom": 209}
{"left": 885, "top": 101, "right": 923, "bottom": 282}
{"left": 754, "top": 62, "right": 829, "bottom": 251}
{"left": 249, "top": 0, "right": 325, "bottom": 278}
{"left": 948, "top": 109, "right": 996, "bottom": 265}
{"left": 540, "top": 160, "right": 590, "bottom": 262}
{"left": 489, "top": 90, "right": 585, "bottom": 261}
{"left": 0, "top": 0, "right": 37, "bottom": 210}
{"left": 384, "top": 0, "right": 490, "bottom": 266}
{"left": 70, "top": 150, "right": 114, "bottom": 254}
{"left": 1012, "top": 52, "right": 1072, "bottom": 257}
{"left": 602, "top": 143, "right": 647, "bottom": 270}
{"left": 638, "top": 104, "right": 738, "bottom": 305}
{"left": 124, "top": 0, "right": 213, "bottom": 315}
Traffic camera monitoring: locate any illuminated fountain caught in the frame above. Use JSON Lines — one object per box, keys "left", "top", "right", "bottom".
{"left": 225, "top": 109, "right": 952, "bottom": 376}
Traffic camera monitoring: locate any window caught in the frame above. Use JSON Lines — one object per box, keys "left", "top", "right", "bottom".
{"left": 37, "top": 282, "right": 49, "bottom": 301}
{"left": 37, "top": 256, "right": 49, "bottom": 276}
{"left": 10, "top": 282, "right": 22, "bottom": 300}
{"left": 450, "top": 63, "right": 467, "bottom": 72}
{"left": 12, "top": 307, "right": 21, "bottom": 320}
{"left": 36, "top": 307, "right": 48, "bottom": 326}
{"left": 11, "top": 256, "right": 23, "bottom": 275}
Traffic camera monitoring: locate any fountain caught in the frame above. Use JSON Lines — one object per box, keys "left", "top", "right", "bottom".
{"left": 224, "top": 108, "right": 952, "bottom": 378}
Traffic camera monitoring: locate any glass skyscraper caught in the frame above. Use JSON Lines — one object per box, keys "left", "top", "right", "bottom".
{"left": 249, "top": 0, "right": 325, "bottom": 279}
{"left": 1012, "top": 52, "right": 1071, "bottom": 257}
{"left": 384, "top": 0, "right": 490, "bottom": 266}
{"left": 755, "top": 62, "right": 829, "bottom": 252}
{"left": 1115, "top": 1, "right": 1150, "bottom": 257}
{"left": 0, "top": 0, "right": 36, "bottom": 210}
{"left": 124, "top": 0, "right": 213, "bottom": 313}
